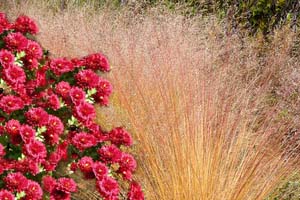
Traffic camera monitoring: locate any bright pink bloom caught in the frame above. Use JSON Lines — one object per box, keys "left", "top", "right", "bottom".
{"left": 14, "top": 15, "right": 39, "bottom": 34}
{"left": 25, "top": 40, "right": 43, "bottom": 59}
{"left": 15, "top": 86, "right": 31, "bottom": 105}
{"left": 92, "top": 161, "right": 108, "bottom": 180}
{"left": 23, "top": 140, "right": 47, "bottom": 161}
{"left": 93, "top": 78, "right": 112, "bottom": 106}
{"left": 0, "top": 12, "right": 11, "bottom": 32}
{"left": 93, "top": 92, "right": 110, "bottom": 106}
{"left": 97, "top": 145, "right": 122, "bottom": 163}
{"left": 4, "top": 172, "right": 28, "bottom": 192}
{"left": 25, "top": 107, "right": 49, "bottom": 126}
{"left": 24, "top": 180, "right": 43, "bottom": 200}
{"left": 127, "top": 182, "right": 144, "bottom": 200}
{"left": 78, "top": 156, "right": 94, "bottom": 177}
{"left": 0, "top": 95, "right": 24, "bottom": 114}
{"left": 71, "top": 57, "right": 85, "bottom": 67}
{"left": 43, "top": 132, "right": 59, "bottom": 145}
{"left": 47, "top": 94, "right": 60, "bottom": 110}
{"left": 14, "top": 158, "right": 39, "bottom": 176}
{"left": 83, "top": 53, "right": 110, "bottom": 72}
{"left": 43, "top": 176, "right": 57, "bottom": 193}
{"left": 36, "top": 66, "right": 48, "bottom": 87}
{"left": 49, "top": 58, "right": 74, "bottom": 76}
{"left": 118, "top": 153, "right": 137, "bottom": 180}
{"left": 72, "top": 132, "right": 97, "bottom": 151}
{"left": 55, "top": 81, "right": 71, "bottom": 98}
{"left": 0, "top": 190, "right": 14, "bottom": 200}
{"left": 42, "top": 151, "right": 63, "bottom": 171}
{"left": 109, "top": 127, "right": 133, "bottom": 147}
{"left": 46, "top": 115, "right": 64, "bottom": 135}
{"left": 71, "top": 58, "right": 84, "bottom": 67}
{"left": 96, "top": 176, "right": 119, "bottom": 199}
{"left": 3, "top": 64, "right": 26, "bottom": 86}
{"left": 56, "top": 141, "right": 69, "bottom": 160}
{"left": 75, "top": 69, "right": 100, "bottom": 88}
{"left": 22, "top": 56, "right": 39, "bottom": 70}
{"left": 0, "top": 158, "right": 12, "bottom": 174}
{"left": 56, "top": 178, "right": 77, "bottom": 193}
{"left": 20, "top": 124, "right": 36, "bottom": 143}
{"left": 69, "top": 87, "right": 86, "bottom": 105}
{"left": 4, "top": 32, "right": 28, "bottom": 51}
{"left": 5, "top": 119, "right": 21, "bottom": 135}
{"left": 88, "top": 123, "right": 108, "bottom": 143}
{"left": 0, "top": 144, "right": 5, "bottom": 157}
{"left": 97, "top": 78, "right": 112, "bottom": 96}
{"left": 26, "top": 159, "right": 40, "bottom": 175}
{"left": 5, "top": 119, "right": 22, "bottom": 145}
{"left": 74, "top": 102, "right": 96, "bottom": 124}
{"left": 0, "top": 49, "right": 14, "bottom": 67}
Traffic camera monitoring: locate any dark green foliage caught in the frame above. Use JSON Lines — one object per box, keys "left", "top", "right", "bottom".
{"left": 149, "top": 0, "right": 300, "bottom": 34}
{"left": 266, "top": 174, "right": 300, "bottom": 200}
{"left": 221, "top": 0, "right": 300, "bottom": 34}
{"left": 28, "top": 0, "right": 300, "bottom": 34}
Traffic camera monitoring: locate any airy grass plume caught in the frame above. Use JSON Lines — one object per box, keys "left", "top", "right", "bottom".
{"left": 3, "top": 1, "right": 300, "bottom": 199}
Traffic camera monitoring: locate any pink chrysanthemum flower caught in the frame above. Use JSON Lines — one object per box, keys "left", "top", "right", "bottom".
{"left": 14, "top": 15, "right": 39, "bottom": 34}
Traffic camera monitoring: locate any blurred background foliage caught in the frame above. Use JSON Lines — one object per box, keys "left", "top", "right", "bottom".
{"left": 266, "top": 173, "right": 300, "bottom": 200}
{"left": 26, "top": 0, "right": 300, "bottom": 35}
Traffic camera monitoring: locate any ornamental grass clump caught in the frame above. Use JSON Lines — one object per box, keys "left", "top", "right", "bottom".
{"left": 0, "top": 12, "right": 144, "bottom": 200}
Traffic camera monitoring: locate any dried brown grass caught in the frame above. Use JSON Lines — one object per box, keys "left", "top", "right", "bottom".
{"left": 2, "top": 1, "right": 300, "bottom": 199}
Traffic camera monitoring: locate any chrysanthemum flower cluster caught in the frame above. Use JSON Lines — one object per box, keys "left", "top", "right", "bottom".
{"left": 0, "top": 13, "right": 144, "bottom": 200}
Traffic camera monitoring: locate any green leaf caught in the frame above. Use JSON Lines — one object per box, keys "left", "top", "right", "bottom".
{"left": 14, "top": 60, "right": 24, "bottom": 67}
{"left": 36, "top": 134, "right": 45, "bottom": 142}
{"left": 86, "top": 88, "right": 97, "bottom": 104}
{"left": 38, "top": 164, "right": 45, "bottom": 173}
{"left": 16, "top": 51, "right": 26, "bottom": 60}
{"left": 87, "top": 88, "right": 97, "bottom": 96}
{"left": 17, "top": 153, "right": 25, "bottom": 160}
{"left": 0, "top": 78, "right": 8, "bottom": 90}
{"left": 59, "top": 97, "right": 66, "bottom": 108}
{"left": 37, "top": 126, "right": 47, "bottom": 135}
{"left": 86, "top": 97, "right": 95, "bottom": 104}
{"left": 67, "top": 116, "right": 79, "bottom": 126}
{"left": 16, "top": 191, "right": 26, "bottom": 199}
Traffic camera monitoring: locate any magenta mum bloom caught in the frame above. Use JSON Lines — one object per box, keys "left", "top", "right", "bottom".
{"left": 97, "top": 144, "right": 122, "bottom": 164}
{"left": 25, "top": 180, "right": 43, "bottom": 200}
{"left": 20, "top": 124, "right": 36, "bottom": 143}
{"left": 0, "top": 95, "right": 24, "bottom": 114}
{"left": 4, "top": 32, "right": 28, "bottom": 51}
{"left": 128, "top": 182, "right": 145, "bottom": 200}
{"left": 56, "top": 178, "right": 77, "bottom": 193}
{"left": 0, "top": 49, "right": 14, "bottom": 67}
{"left": 72, "top": 132, "right": 97, "bottom": 151}
{"left": 83, "top": 53, "right": 110, "bottom": 72}
{"left": 4, "top": 172, "right": 28, "bottom": 192}
{"left": 74, "top": 101, "right": 96, "bottom": 124}
{"left": 96, "top": 176, "right": 119, "bottom": 199}
{"left": 49, "top": 58, "right": 74, "bottom": 76}
{"left": 14, "top": 15, "right": 39, "bottom": 34}
{"left": 109, "top": 127, "right": 133, "bottom": 147}
{"left": 92, "top": 161, "right": 109, "bottom": 180}
{"left": 23, "top": 140, "right": 47, "bottom": 161}
{"left": 0, "top": 190, "right": 14, "bottom": 200}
